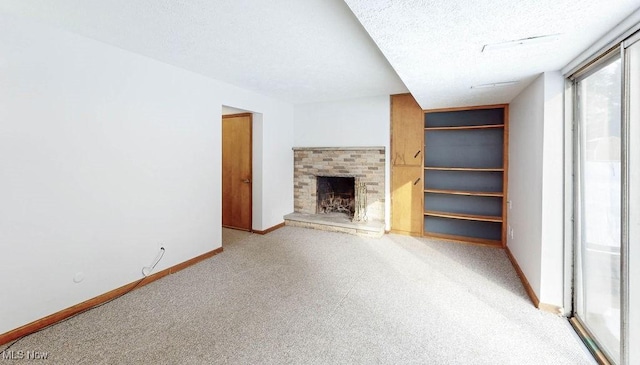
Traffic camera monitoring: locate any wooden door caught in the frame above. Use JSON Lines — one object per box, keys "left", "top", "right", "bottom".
{"left": 222, "top": 113, "right": 252, "bottom": 231}
{"left": 391, "top": 166, "right": 423, "bottom": 235}
{"left": 391, "top": 94, "right": 423, "bottom": 166}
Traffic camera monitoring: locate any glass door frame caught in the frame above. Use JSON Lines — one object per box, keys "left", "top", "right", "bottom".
{"left": 568, "top": 41, "right": 631, "bottom": 365}
{"left": 622, "top": 31, "right": 640, "bottom": 365}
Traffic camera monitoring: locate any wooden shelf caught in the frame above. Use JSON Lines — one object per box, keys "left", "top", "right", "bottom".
{"left": 423, "top": 232, "right": 503, "bottom": 247}
{"left": 424, "top": 210, "right": 503, "bottom": 223}
{"left": 424, "top": 166, "right": 504, "bottom": 172}
{"left": 424, "top": 188, "right": 503, "bottom": 197}
{"left": 424, "top": 124, "right": 504, "bottom": 131}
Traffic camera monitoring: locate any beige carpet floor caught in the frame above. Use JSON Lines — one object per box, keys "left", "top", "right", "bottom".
{"left": 2, "top": 227, "right": 595, "bottom": 364}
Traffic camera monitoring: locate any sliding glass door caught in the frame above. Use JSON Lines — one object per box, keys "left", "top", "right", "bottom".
{"left": 574, "top": 51, "right": 622, "bottom": 363}
{"left": 571, "top": 29, "right": 640, "bottom": 365}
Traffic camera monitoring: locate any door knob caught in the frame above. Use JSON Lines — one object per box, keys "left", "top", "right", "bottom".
{"left": 242, "top": 179, "right": 251, "bottom": 184}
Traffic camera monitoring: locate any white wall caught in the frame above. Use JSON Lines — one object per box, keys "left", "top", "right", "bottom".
{"left": 0, "top": 13, "right": 293, "bottom": 335}
{"left": 539, "top": 71, "right": 565, "bottom": 306}
{"left": 293, "top": 96, "right": 391, "bottom": 228}
{"left": 508, "top": 74, "right": 545, "bottom": 299}
{"left": 508, "top": 72, "right": 565, "bottom": 308}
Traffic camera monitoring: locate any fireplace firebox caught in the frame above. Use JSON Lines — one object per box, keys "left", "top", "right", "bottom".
{"left": 316, "top": 176, "right": 355, "bottom": 215}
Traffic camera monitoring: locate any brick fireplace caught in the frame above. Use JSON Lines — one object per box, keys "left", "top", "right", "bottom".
{"left": 291, "top": 147, "right": 385, "bottom": 225}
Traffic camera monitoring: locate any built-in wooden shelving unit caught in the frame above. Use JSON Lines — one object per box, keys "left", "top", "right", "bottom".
{"left": 390, "top": 96, "right": 509, "bottom": 245}
{"left": 422, "top": 105, "right": 508, "bottom": 247}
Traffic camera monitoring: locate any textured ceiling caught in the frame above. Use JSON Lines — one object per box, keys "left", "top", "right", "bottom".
{"left": 0, "top": 0, "right": 408, "bottom": 104}
{"left": 345, "top": 0, "right": 640, "bottom": 109}
{"left": 1, "top": 1, "right": 640, "bottom": 108}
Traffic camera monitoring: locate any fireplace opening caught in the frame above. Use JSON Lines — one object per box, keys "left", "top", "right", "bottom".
{"left": 316, "top": 176, "right": 355, "bottom": 216}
